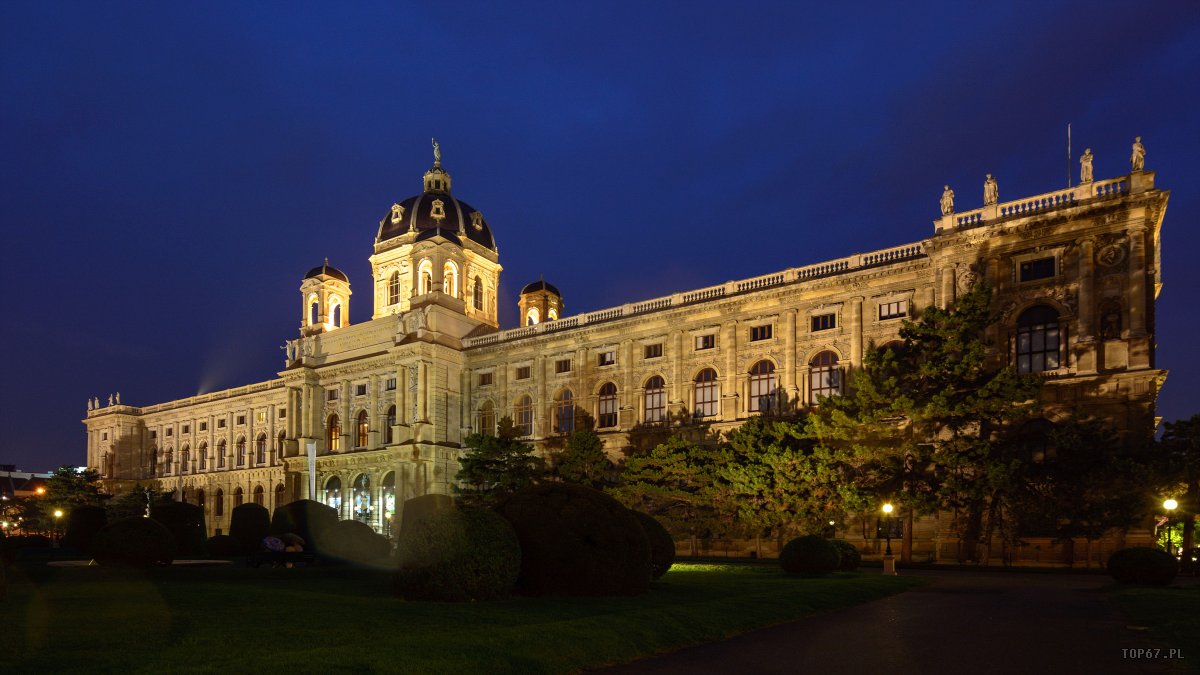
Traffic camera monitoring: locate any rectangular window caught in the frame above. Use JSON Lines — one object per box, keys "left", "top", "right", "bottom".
{"left": 199, "top": 422, "right": 207, "bottom": 432}
{"left": 355, "top": 384, "right": 367, "bottom": 397}
{"left": 516, "top": 366, "right": 531, "bottom": 380}
{"left": 150, "top": 430, "right": 157, "bottom": 439}
{"left": 695, "top": 334, "right": 715, "bottom": 351}
{"left": 101, "top": 432, "right": 108, "bottom": 441}
{"left": 879, "top": 300, "right": 908, "bottom": 321}
{"left": 750, "top": 325, "right": 773, "bottom": 342}
{"left": 217, "top": 419, "right": 226, "bottom": 429}
{"left": 478, "top": 372, "right": 493, "bottom": 386}
{"left": 327, "top": 389, "right": 339, "bottom": 401}
{"left": 1020, "top": 257, "right": 1056, "bottom": 282}
{"left": 385, "top": 377, "right": 397, "bottom": 391}
{"left": 555, "top": 359, "right": 572, "bottom": 374}
{"left": 811, "top": 313, "right": 837, "bottom": 332}
{"left": 278, "top": 409, "right": 286, "bottom": 419}
{"left": 181, "top": 425, "right": 189, "bottom": 434}
{"left": 256, "top": 411, "right": 266, "bottom": 423}
{"left": 236, "top": 415, "right": 246, "bottom": 426}
{"left": 644, "top": 343, "right": 663, "bottom": 359}
{"left": 598, "top": 350, "right": 615, "bottom": 367}
{"left": 166, "top": 428, "right": 173, "bottom": 437}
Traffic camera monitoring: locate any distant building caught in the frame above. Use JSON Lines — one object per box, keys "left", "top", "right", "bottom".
{"left": 85, "top": 143, "right": 1166, "bottom": 560}
{"left": 0, "top": 466, "right": 52, "bottom": 501}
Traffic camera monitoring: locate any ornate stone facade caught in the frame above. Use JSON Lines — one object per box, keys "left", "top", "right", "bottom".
{"left": 85, "top": 148, "right": 1168, "bottom": 559}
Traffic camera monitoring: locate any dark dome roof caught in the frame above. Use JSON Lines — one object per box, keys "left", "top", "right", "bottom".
{"left": 304, "top": 262, "right": 348, "bottom": 283}
{"left": 521, "top": 279, "right": 561, "bottom": 296}
{"left": 414, "top": 226, "right": 462, "bottom": 245}
{"left": 377, "top": 192, "right": 496, "bottom": 251}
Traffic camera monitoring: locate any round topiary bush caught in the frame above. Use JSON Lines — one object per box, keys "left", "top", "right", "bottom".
{"left": 2, "top": 534, "right": 51, "bottom": 564}
{"left": 92, "top": 517, "right": 175, "bottom": 567}
{"left": 149, "top": 502, "right": 207, "bottom": 557}
{"left": 779, "top": 535, "right": 842, "bottom": 577}
{"left": 206, "top": 534, "right": 242, "bottom": 558}
{"left": 229, "top": 503, "right": 271, "bottom": 554}
{"left": 1107, "top": 547, "right": 1179, "bottom": 586}
{"left": 395, "top": 508, "right": 521, "bottom": 601}
{"left": 324, "top": 520, "right": 391, "bottom": 564}
{"left": 630, "top": 510, "right": 675, "bottom": 579}
{"left": 269, "top": 499, "right": 338, "bottom": 553}
{"left": 829, "top": 539, "right": 862, "bottom": 571}
{"left": 62, "top": 505, "right": 108, "bottom": 555}
{"left": 495, "top": 483, "right": 651, "bottom": 596}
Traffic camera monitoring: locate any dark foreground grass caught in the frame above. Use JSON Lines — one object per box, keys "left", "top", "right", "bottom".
{"left": 1110, "top": 582, "right": 1200, "bottom": 672}
{"left": 0, "top": 562, "right": 925, "bottom": 674}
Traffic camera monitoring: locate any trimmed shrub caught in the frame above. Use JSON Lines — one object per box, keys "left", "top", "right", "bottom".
{"left": 269, "top": 499, "right": 338, "bottom": 553}
{"left": 495, "top": 483, "right": 651, "bottom": 596}
{"left": 395, "top": 507, "right": 521, "bottom": 602}
{"left": 206, "top": 534, "right": 242, "bottom": 558}
{"left": 325, "top": 520, "right": 391, "bottom": 564}
{"left": 93, "top": 517, "right": 175, "bottom": 567}
{"left": 62, "top": 505, "right": 108, "bottom": 555}
{"left": 630, "top": 510, "right": 675, "bottom": 579}
{"left": 780, "top": 535, "right": 842, "bottom": 577}
{"left": 1107, "top": 547, "right": 1178, "bottom": 586}
{"left": 398, "top": 494, "right": 455, "bottom": 541}
{"left": 149, "top": 502, "right": 207, "bottom": 557}
{"left": 229, "top": 503, "right": 272, "bottom": 554}
{"left": 829, "top": 539, "right": 862, "bottom": 571}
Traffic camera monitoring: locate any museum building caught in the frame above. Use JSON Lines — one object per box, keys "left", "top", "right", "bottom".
{"left": 84, "top": 142, "right": 1167, "bottom": 558}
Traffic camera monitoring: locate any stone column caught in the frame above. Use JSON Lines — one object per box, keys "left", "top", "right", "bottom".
{"left": 723, "top": 320, "right": 738, "bottom": 421}
{"left": 940, "top": 265, "right": 956, "bottom": 309}
{"left": 1078, "top": 238, "right": 1096, "bottom": 341}
{"left": 784, "top": 309, "right": 798, "bottom": 408}
{"left": 620, "top": 340, "right": 634, "bottom": 425}
{"left": 535, "top": 355, "right": 547, "bottom": 437}
{"left": 849, "top": 297, "right": 864, "bottom": 368}
{"left": 671, "top": 330, "right": 684, "bottom": 409}
{"left": 1127, "top": 225, "right": 1148, "bottom": 337}
{"left": 396, "top": 365, "right": 406, "bottom": 426}
{"left": 417, "top": 362, "right": 429, "bottom": 422}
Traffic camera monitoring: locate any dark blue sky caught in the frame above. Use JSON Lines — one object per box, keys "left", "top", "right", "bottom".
{"left": 3, "top": 1, "right": 1199, "bottom": 471}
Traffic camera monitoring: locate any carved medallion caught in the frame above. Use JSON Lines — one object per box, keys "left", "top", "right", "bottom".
{"left": 957, "top": 269, "right": 979, "bottom": 294}
{"left": 1096, "top": 244, "right": 1127, "bottom": 267}
{"left": 430, "top": 199, "right": 446, "bottom": 222}
{"left": 389, "top": 203, "right": 405, "bottom": 225}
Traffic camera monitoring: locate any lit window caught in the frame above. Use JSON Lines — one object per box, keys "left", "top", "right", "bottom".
{"left": 555, "top": 358, "right": 572, "bottom": 374}
{"left": 310, "top": 301, "right": 319, "bottom": 326}
{"left": 514, "top": 396, "right": 534, "bottom": 436}
{"left": 879, "top": 300, "right": 908, "bottom": 321}
{"left": 695, "top": 334, "right": 715, "bottom": 351}
{"left": 478, "top": 372, "right": 494, "bottom": 386}
{"left": 1019, "top": 257, "right": 1055, "bottom": 282}
{"left": 418, "top": 259, "right": 434, "bottom": 295}
{"left": 388, "top": 272, "right": 401, "bottom": 305}
{"left": 1016, "top": 305, "right": 1061, "bottom": 373}
{"left": 644, "top": 343, "right": 663, "bottom": 359}
{"left": 327, "top": 414, "right": 341, "bottom": 451}
{"left": 809, "top": 351, "right": 841, "bottom": 401}
{"left": 324, "top": 476, "right": 342, "bottom": 512}
{"left": 516, "top": 366, "right": 531, "bottom": 380}
{"left": 598, "top": 383, "right": 618, "bottom": 429}
{"left": 694, "top": 368, "right": 720, "bottom": 418}
{"left": 811, "top": 314, "right": 837, "bottom": 332}
{"left": 554, "top": 390, "right": 575, "bottom": 433}
{"left": 475, "top": 401, "right": 496, "bottom": 436}
{"left": 750, "top": 325, "right": 773, "bottom": 342}
{"left": 526, "top": 307, "right": 540, "bottom": 326}
{"left": 356, "top": 411, "right": 369, "bottom": 448}
{"left": 644, "top": 376, "right": 666, "bottom": 423}
{"left": 353, "top": 474, "right": 371, "bottom": 524}
{"left": 598, "top": 350, "right": 615, "bottom": 367}
{"left": 749, "top": 360, "right": 777, "bottom": 413}
{"left": 443, "top": 261, "right": 459, "bottom": 298}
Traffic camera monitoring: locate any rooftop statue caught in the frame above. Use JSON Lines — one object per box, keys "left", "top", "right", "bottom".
{"left": 983, "top": 174, "right": 998, "bottom": 206}
{"left": 1131, "top": 136, "right": 1145, "bottom": 171}
{"left": 432, "top": 137, "right": 441, "bottom": 166}
{"left": 1080, "top": 148, "right": 1094, "bottom": 183}
{"left": 940, "top": 185, "right": 955, "bottom": 215}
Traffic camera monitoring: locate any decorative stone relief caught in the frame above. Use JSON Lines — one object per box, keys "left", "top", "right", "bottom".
{"left": 470, "top": 211, "right": 484, "bottom": 231}
{"left": 956, "top": 267, "right": 979, "bottom": 294}
{"left": 409, "top": 366, "right": 419, "bottom": 422}
{"left": 1096, "top": 243, "right": 1127, "bottom": 268}
{"left": 430, "top": 199, "right": 446, "bottom": 222}
{"left": 389, "top": 203, "right": 404, "bottom": 225}
{"left": 999, "top": 285, "right": 1078, "bottom": 321}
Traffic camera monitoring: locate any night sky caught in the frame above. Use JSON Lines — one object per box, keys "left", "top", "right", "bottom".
{"left": 3, "top": 2, "right": 1199, "bottom": 471}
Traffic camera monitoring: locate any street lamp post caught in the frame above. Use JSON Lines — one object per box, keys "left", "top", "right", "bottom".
{"left": 1164, "top": 499, "right": 1178, "bottom": 556}
{"left": 53, "top": 509, "right": 63, "bottom": 545}
{"left": 881, "top": 502, "right": 897, "bottom": 576}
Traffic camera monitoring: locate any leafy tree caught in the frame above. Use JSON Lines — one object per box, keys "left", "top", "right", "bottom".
{"left": 552, "top": 427, "right": 613, "bottom": 488}
{"left": 44, "top": 465, "right": 109, "bottom": 513}
{"left": 455, "top": 416, "right": 544, "bottom": 508}
{"left": 105, "top": 484, "right": 157, "bottom": 521}
{"left": 1157, "top": 414, "right": 1200, "bottom": 553}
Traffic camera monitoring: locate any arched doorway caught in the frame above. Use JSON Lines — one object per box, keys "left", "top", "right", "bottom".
{"left": 381, "top": 471, "right": 396, "bottom": 538}
{"left": 352, "top": 474, "right": 372, "bottom": 526}
{"left": 324, "top": 476, "right": 342, "bottom": 514}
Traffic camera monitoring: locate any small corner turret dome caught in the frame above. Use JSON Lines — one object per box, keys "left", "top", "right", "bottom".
{"left": 521, "top": 279, "right": 561, "bottom": 296}
{"left": 304, "top": 261, "right": 349, "bottom": 283}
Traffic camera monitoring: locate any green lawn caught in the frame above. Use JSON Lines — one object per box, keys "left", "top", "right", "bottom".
{"left": 1, "top": 562, "right": 925, "bottom": 674}
{"left": 1110, "top": 582, "right": 1200, "bottom": 672}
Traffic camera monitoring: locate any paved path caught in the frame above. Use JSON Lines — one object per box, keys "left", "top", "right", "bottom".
{"left": 596, "top": 570, "right": 1187, "bottom": 675}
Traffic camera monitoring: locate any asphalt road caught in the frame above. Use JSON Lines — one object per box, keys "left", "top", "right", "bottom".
{"left": 594, "top": 569, "right": 1189, "bottom": 675}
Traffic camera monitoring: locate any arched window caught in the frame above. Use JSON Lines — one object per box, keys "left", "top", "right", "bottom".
{"left": 236, "top": 437, "right": 246, "bottom": 467}
{"left": 514, "top": 395, "right": 534, "bottom": 436}
{"left": 180, "top": 445, "right": 190, "bottom": 473}
{"left": 274, "top": 483, "right": 286, "bottom": 509}
{"left": 547, "top": 308, "right": 558, "bottom": 321}
{"left": 253, "top": 485, "right": 264, "bottom": 506}
{"left": 473, "top": 276, "right": 484, "bottom": 310}
{"left": 255, "top": 434, "right": 267, "bottom": 465}
{"left": 694, "top": 368, "right": 720, "bottom": 418}
{"left": 381, "top": 472, "right": 396, "bottom": 538}
{"left": 525, "top": 307, "right": 540, "bottom": 326}
{"left": 355, "top": 410, "right": 369, "bottom": 448}
{"left": 1100, "top": 300, "right": 1122, "bottom": 341}
{"left": 644, "top": 376, "right": 666, "bottom": 423}
{"left": 163, "top": 447, "right": 173, "bottom": 475}
{"left": 554, "top": 389, "right": 575, "bottom": 434}
{"left": 475, "top": 400, "right": 496, "bottom": 436}
{"left": 327, "top": 414, "right": 341, "bottom": 451}
{"left": 749, "top": 360, "right": 777, "bottom": 413}
{"left": 443, "top": 261, "right": 459, "bottom": 297}
{"left": 384, "top": 406, "right": 396, "bottom": 444}
{"left": 418, "top": 259, "right": 433, "bottom": 295}
{"left": 276, "top": 431, "right": 285, "bottom": 464}
{"left": 234, "top": 486, "right": 244, "bottom": 507}
{"left": 199, "top": 442, "right": 208, "bottom": 471}
{"left": 215, "top": 488, "right": 224, "bottom": 516}
{"left": 598, "top": 382, "right": 618, "bottom": 429}
{"left": 353, "top": 474, "right": 371, "bottom": 524}
{"left": 809, "top": 351, "right": 841, "bottom": 401}
{"left": 388, "top": 271, "right": 401, "bottom": 305}
{"left": 331, "top": 301, "right": 343, "bottom": 328}
{"left": 197, "top": 489, "right": 206, "bottom": 511}
{"left": 217, "top": 439, "right": 227, "bottom": 468}
{"left": 309, "top": 299, "right": 319, "bottom": 326}
{"left": 1016, "top": 305, "right": 1061, "bottom": 374}
{"left": 324, "top": 476, "right": 342, "bottom": 512}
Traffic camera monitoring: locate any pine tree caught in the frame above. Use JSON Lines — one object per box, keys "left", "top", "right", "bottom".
{"left": 1157, "top": 414, "right": 1200, "bottom": 555}
{"left": 553, "top": 427, "right": 613, "bottom": 489}
{"left": 454, "top": 416, "right": 544, "bottom": 508}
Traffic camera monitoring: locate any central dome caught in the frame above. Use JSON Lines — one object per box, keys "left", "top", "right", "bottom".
{"left": 376, "top": 147, "right": 497, "bottom": 251}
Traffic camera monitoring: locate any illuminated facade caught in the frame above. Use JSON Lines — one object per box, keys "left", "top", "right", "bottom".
{"left": 85, "top": 143, "right": 1167, "bottom": 559}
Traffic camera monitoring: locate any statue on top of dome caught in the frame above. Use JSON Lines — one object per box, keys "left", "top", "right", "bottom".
{"left": 432, "top": 137, "right": 441, "bottom": 166}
